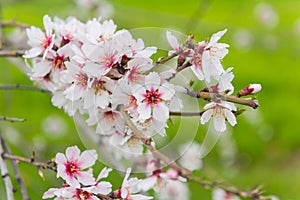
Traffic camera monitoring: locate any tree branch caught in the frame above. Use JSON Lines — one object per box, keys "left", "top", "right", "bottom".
{"left": 0, "top": 20, "right": 30, "bottom": 29}
{"left": 0, "top": 50, "right": 25, "bottom": 57}
{"left": 0, "top": 133, "right": 30, "bottom": 200}
{"left": 0, "top": 132, "right": 15, "bottom": 200}
{"left": 185, "top": 89, "right": 259, "bottom": 109}
{"left": 0, "top": 84, "right": 51, "bottom": 94}
{"left": 0, "top": 116, "right": 26, "bottom": 123}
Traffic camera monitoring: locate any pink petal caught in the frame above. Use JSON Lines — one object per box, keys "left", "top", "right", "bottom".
{"left": 55, "top": 153, "right": 67, "bottom": 165}
{"left": 66, "top": 146, "right": 81, "bottom": 162}
{"left": 93, "top": 182, "right": 112, "bottom": 195}
{"left": 77, "top": 169, "right": 95, "bottom": 186}
{"left": 97, "top": 167, "right": 112, "bottom": 180}
{"left": 77, "top": 149, "right": 98, "bottom": 168}
{"left": 65, "top": 174, "right": 80, "bottom": 188}
{"left": 42, "top": 188, "right": 57, "bottom": 198}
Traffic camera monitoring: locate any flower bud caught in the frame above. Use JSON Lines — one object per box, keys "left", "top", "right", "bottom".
{"left": 237, "top": 83, "right": 262, "bottom": 97}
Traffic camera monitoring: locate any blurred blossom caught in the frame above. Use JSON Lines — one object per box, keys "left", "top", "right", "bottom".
{"left": 7, "top": 29, "right": 27, "bottom": 49}
{"left": 212, "top": 188, "right": 240, "bottom": 200}
{"left": 179, "top": 142, "right": 203, "bottom": 171}
{"left": 218, "top": 129, "right": 237, "bottom": 167}
{"left": 254, "top": 2, "right": 279, "bottom": 29}
{"left": 233, "top": 29, "right": 253, "bottom": 51}
{"left": 75, "top": 0, "right": 114, "bottom": 19}
{"left": 156, "top": 180, "right": 189, "bottom": 200}
{"left": 42, "top": 114, "right": 67, "bottom": 138}
{"left": 4, "top": 126, "right": 20, "bottom": 145}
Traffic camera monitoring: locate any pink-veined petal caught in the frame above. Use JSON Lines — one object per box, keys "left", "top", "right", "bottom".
{"left": 77, "top": 169, "right": 95, "bottom": 186}
{"left": 66, "top": 146, "right": 81, "bottom": 162}
{"left": 77, "top": 149, "right": 98, "bottom": 168}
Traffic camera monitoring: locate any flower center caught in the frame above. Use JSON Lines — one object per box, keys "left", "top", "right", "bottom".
{"left": 65, "top": 161, "right": 79, "bottom": 176}
{"left": 42, "top": 36, "right": 52, "bottom": 49}
{"left": 76, "top": 189, "right": 91, "bottom": 200}
{"left": 144, "top": 88, "right": 162, "bottom": 105}
{"left": 75, "top": 72, "right": 88, "bottom": 88}
{"left": 52, "top": 54, "right": 66, "bottom": 70}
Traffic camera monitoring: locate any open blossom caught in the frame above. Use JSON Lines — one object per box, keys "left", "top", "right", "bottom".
{"left": 119, "top": 168, "right": 153, "bottom": 200}
{"left": 179, "top": 142, "right": 203, "bottom": 171}
{"left": 24, "top": 15, "right": 55, "bottom": 58}
{"left": 132, "top": 72, "right": 175, "bottom": 122}
{"left": 155, "top": 180, "right": 190, "bottom": 200}
{"left": 200, "top": 100, "right": 237, "bottom": 132}
{"left": 55, "top": 146, "right": 98, "bottom": 188}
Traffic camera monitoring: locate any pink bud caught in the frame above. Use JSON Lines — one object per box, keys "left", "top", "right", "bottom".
{"left": 237, "top": 83, "right": 262, "bottom": 97}
{"left": 166, "top": 169, "right": 179, "bottom": 179}
{"left": 248, "top": 84, "right": 262, "bottom": 94}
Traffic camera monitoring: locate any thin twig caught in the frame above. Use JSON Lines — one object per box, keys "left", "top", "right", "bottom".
{"left": 170, "top": 111, "right": 205, "bottom": 116}
{"left": 147, "top": 51, "right": 180, "bottom": 73}
{"left": 0, "top": 116, "right": 26, "bottom": 123}
{"left": 0, "top": 20, "right": 30, "bottom": 29}
{"left": 0, "top": 133, "right": 30, "bottom": 200}
{"left": 0, "top": 84, "right": 51, "bottom": 94}
{"left": 2, "top": 153, "right": 57, "bottom": 172}
{"left": 0, "top": 132, "right": 14, "bottom": 200}
{"left": 0, "top": 50, "right": 25, "bottom": 57}
{"left": 119, "top": 105, "right": 191, "bottom": 176}
{"left": 185, "top": 89, "right": 259, "bottom": 109}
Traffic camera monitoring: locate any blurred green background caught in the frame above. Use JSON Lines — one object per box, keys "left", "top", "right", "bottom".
{"left": 1, "top": 0, "right": 300, "bottom": 199}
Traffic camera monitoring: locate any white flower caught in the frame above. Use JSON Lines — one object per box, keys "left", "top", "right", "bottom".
{"left": 156, "top": 180, "right": 190, "bottom": 200}
{"left": 55, "top": 146, "right": 98, "bottom": 188}
{"left": 120, "top": 168, "right": 153, "bottom": 200}
{"left": 24, "top": 15, "right": 55, "bottom": 58}
{"left": 179, "top": 142, "right": 203, "bottom": 171}
{"left": 200, "top": 100, "right": 237, "bottom": 132}
{"left": 202, "top": 29, "right": 229, "bottom": 83}
{"left": 132, "top": 72, "right": 175, "bottom": 122}
{"left": 216, "top": 67, "right": 234, "bottom": 95}
{"left": 166, "top": 31, "right": 180, "bottom": 51}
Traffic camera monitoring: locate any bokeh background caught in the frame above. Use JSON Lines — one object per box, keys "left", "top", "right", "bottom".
{"left": 0, "top": 0, "right": 300, "bottom": 199}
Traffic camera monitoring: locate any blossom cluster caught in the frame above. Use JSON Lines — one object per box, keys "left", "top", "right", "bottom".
{"left": 43, "top": 146, "right": 190, "bottom": 200}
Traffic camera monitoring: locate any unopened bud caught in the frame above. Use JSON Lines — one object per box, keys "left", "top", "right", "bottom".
{"left": 237, "top": 84, "right": 262, "bottom": 97}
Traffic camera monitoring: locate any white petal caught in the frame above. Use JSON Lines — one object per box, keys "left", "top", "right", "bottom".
{"left": 159, "top": 83, "right": 175, "bottom": 100}
{"left": 55, "top": 153, "right": 67, "bottom": 165}
{"left": 77, "top": 169, "right": 96, "bottom": 186}
{"left": 93, "top": 182, "right": 112, "bottom": 195}
{"left": 224, "top": 109, "right": 237, "bottom": 126}
{"left": 213, "top": 114, "right": 226, "bottom": 132}
{"left": 153, "top": 103, "right": 169, "bottom": 122}
{"left": 132, "top": 85, "right": 146, "bottom": 102}
{"left": 207, "top": 29, "right": 227, "bottom": 48}
{"left": 24, "top": 47, "right": 43, "bottom": 58}
{"left": 139, "top": 176, "right": 157, "bottom": 191}
{"left": 166, "top": 31, "right": 179, "bottom": 50}
{"left": 97, "top": 167, "right": 112, "bottom": 180}
{"left": 200, "top": 109, "right": 213, "bottom": 124}
{"left": 191, "top": 65, "right": 204, "bottom": 80}
{"left": 137, "top": 102, "right": 151, "bottom": 120}
{"left": 145, "top": 72, "right": 160, "bottom": 90}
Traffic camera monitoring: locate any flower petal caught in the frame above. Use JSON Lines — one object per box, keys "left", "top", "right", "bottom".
{"left": 200, "top": 109, "right": 213, "bottom": 125}
{"left": 66, "top": 146, "right": 81, "bottom": 162}
{"left": 77, "top": 169, "right": 96, "bottom": 186}
{"left": 137, "top": 102, "right": 151, "bottom": 120}
{"left": 153, "top": 103, "right": 169, "bottom": 122}
{"left": 77, "top": 149, "right": 98, "bottom": 168}
{"left": 224, "top": 109, "right": 237, "bottom": 126}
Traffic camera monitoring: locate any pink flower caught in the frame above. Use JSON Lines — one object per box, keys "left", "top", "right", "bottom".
{"left": 55, "top": 146, "right": 98, "bottom": 188}
{"left": 132, "top": 72, "right": 175, "bottom": 122}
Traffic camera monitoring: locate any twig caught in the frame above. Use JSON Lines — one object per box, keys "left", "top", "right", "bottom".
{"left": 170, "top": 111, "right": 205, "bottom": 116}
{"left": 119, "top": 105, "right": 190, "bottom": 175}
{"left": 0, "top": 20, "right": 30, "bottom": 29}
{"left": 0, "top": 133, "right": 30, "bottom": 200}
{"left": 0, "top": 132, "right": 14, "bottom": 200}
{"left": 2, "top": 153, "right": 57, "bottom": 172}
{"left": 185, "top": 89, "right": 259, "bottom": 109}
{"left": 119, "top": 105, "right": 270, "bottom": 199}
{"left": 0, "top": 84, "right": 51, "bottom": 94}
{"left": 0, "top": 50, "right": 25, "bottom": 57}
{"left": 148, "top": 51, "right": 180, "bottom": 73}
{"left": 0, "top": 116, "right": 26, "bottom": 123}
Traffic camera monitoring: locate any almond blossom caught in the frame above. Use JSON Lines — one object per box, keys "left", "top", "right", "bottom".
{"left": 24, "top": 15, "right": 55, "bottom": 58}
{"left": 55, "top": 146, "right": 98, "bottom": 188}
{"left": 200, "top": 100, "right": 237, "bottom": 132}
{"left": 132, "top": 72, "right": 175, "bottom": 122}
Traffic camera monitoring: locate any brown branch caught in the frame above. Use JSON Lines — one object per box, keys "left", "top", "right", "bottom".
{"left": 0, "top": 133, "right": 30, "bottom": 200}
{"left": 119, "top": 105, "right": 270, "bottom": 200}
{"left": 147, "top": 51, "right": 180, "bottom": 73}
{"left": 170, "top": 111, "right": 204, "bottom": 116}
{"left": 0, "top": 84, "right": 51, "bottom": 94}
{"left": 2, "top": 153, "right": 57, "bottom": 172}
{"left": 1, "top": 20, "right": 30, "bottom": 29}
{"left": 0, "top": 116, "right": 26, "bottom": 123}
{"left": 186, "top": 89, "right": 259, "bottom": 109}
{"left": 0, "top": 132, "right": 15, "bottom": 200}
{"left": 0, "top": 50, "right": 25, "bottom": 57}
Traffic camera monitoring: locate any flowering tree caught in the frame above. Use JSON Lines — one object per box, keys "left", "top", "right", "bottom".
{"left": 0, "top": 14, "right": 279, "bottom": 200}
